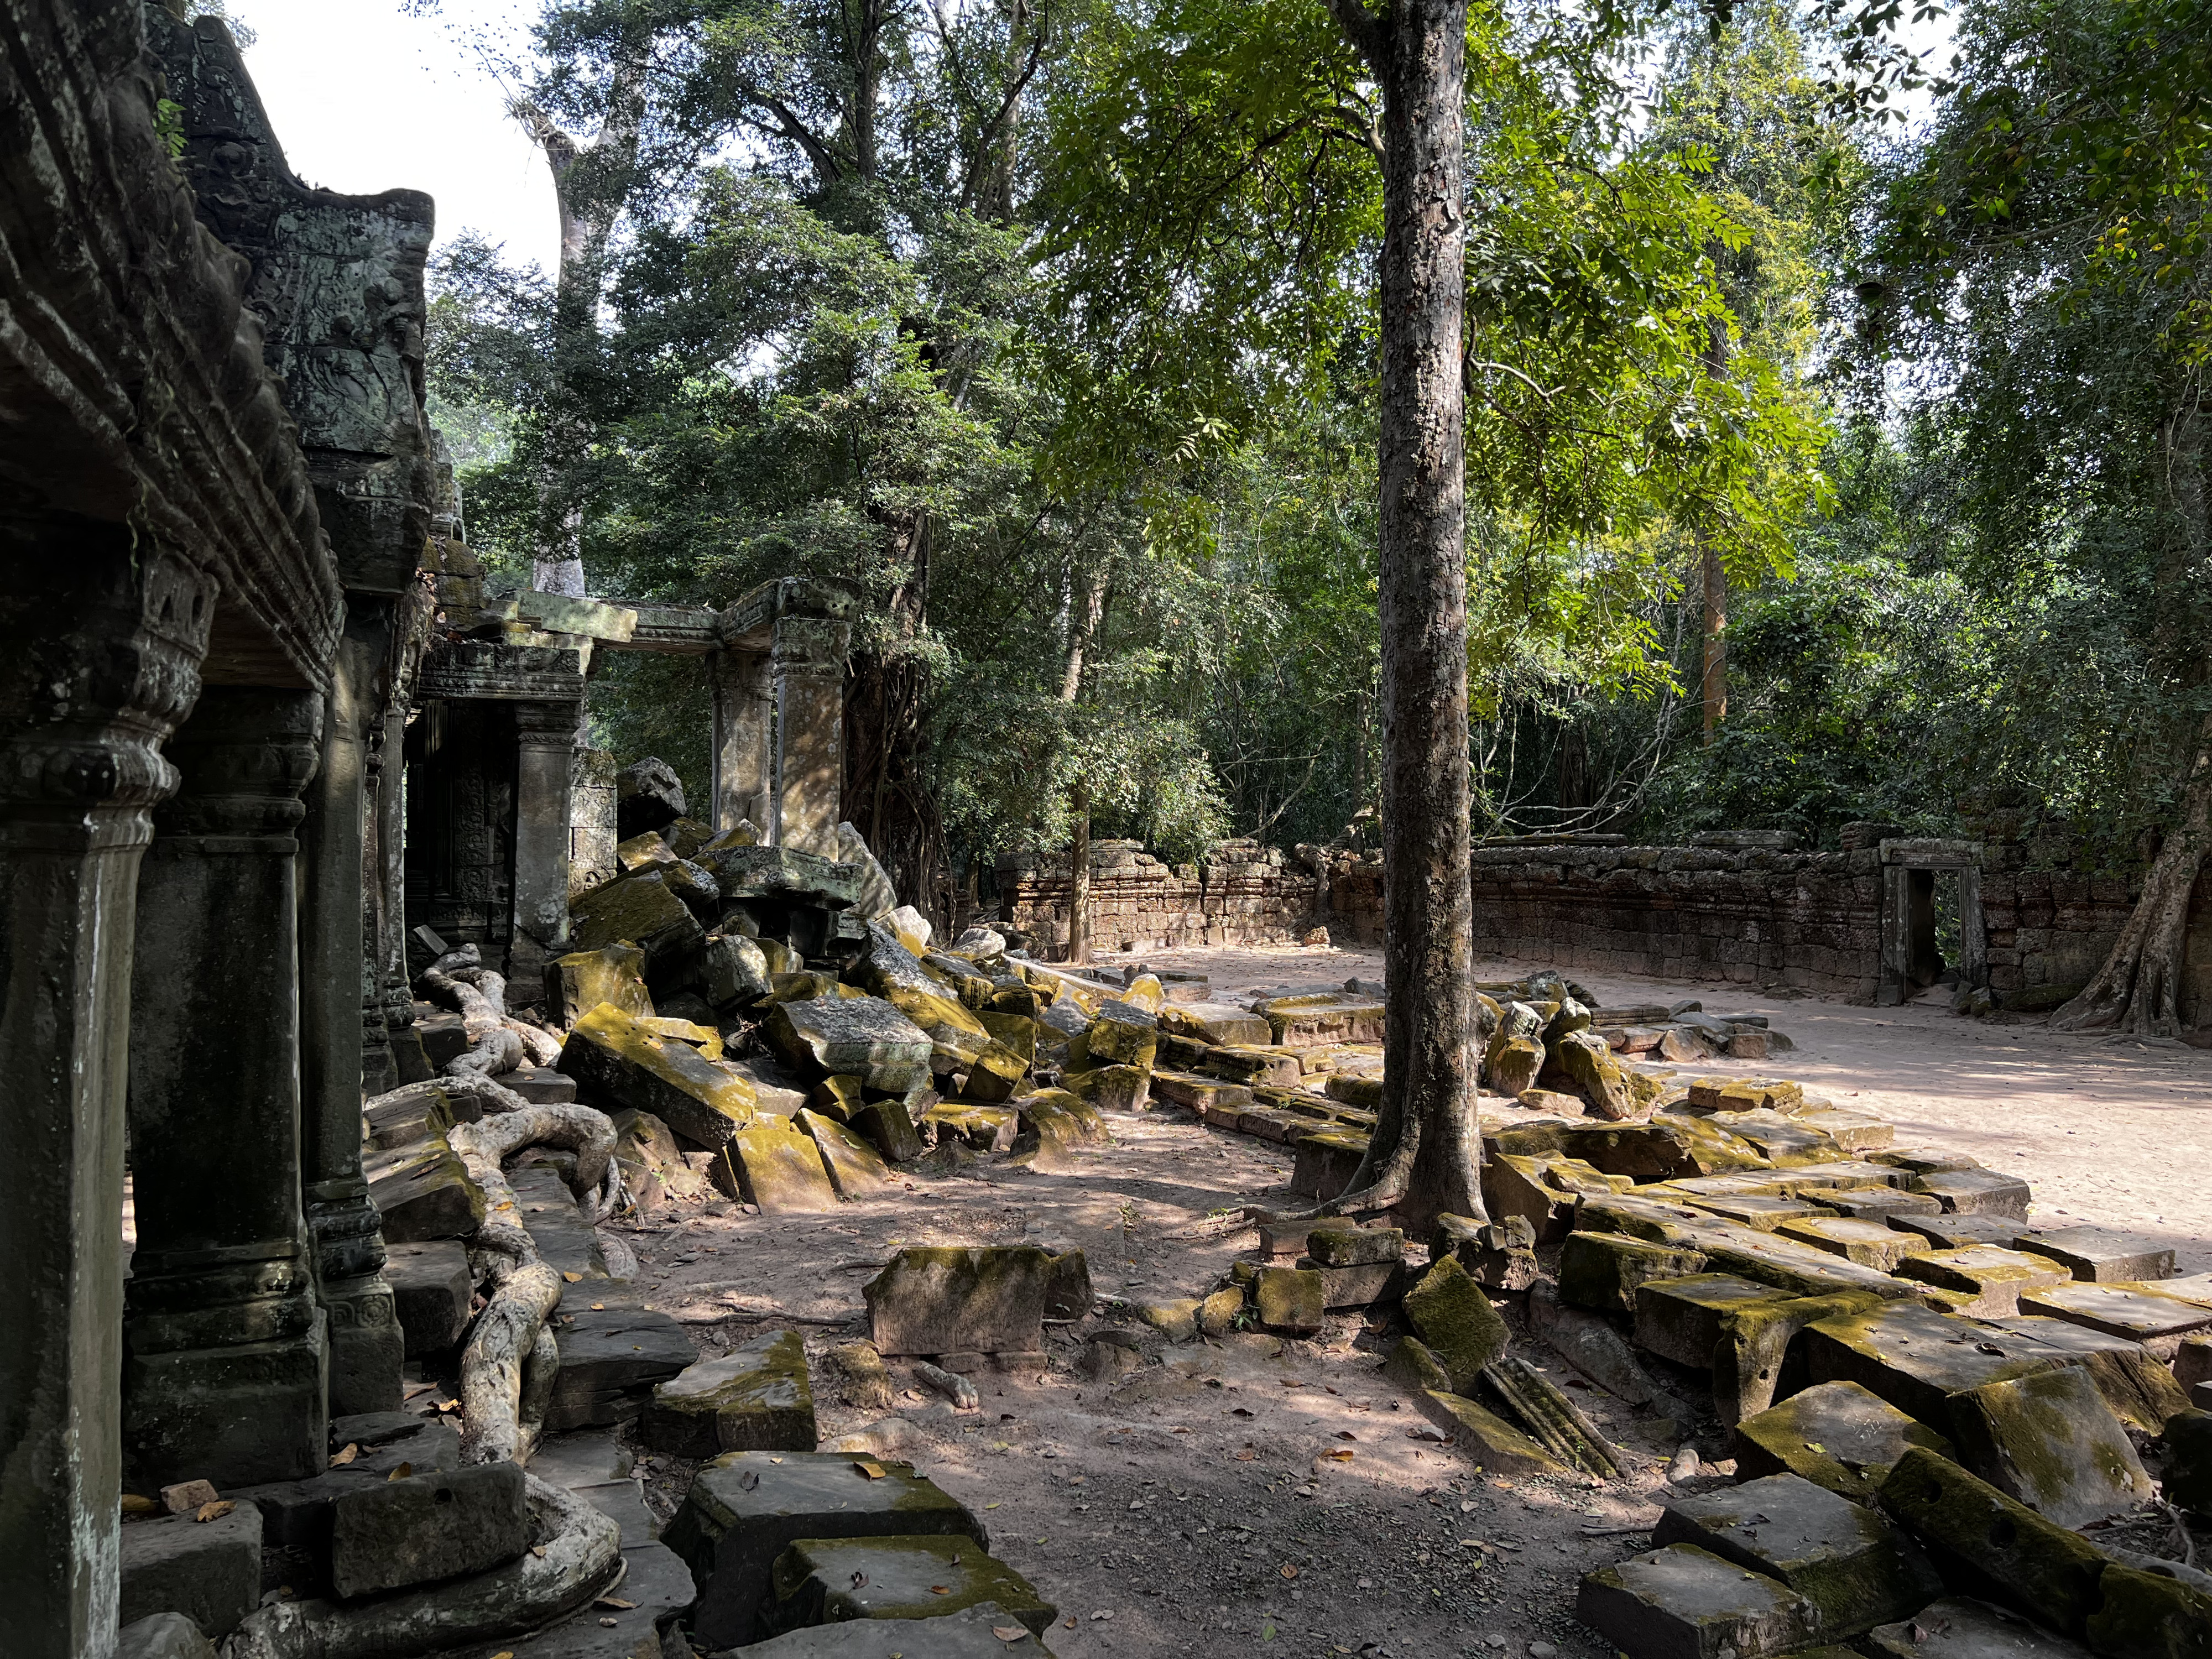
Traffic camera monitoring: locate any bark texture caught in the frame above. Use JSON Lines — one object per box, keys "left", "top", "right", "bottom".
{"left": 1306, "top": 0, "right": 1485, "bottom": 1230}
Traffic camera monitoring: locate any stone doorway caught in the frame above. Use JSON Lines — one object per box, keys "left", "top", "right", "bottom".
{"left": 1879, "top": 838, "right": 1986, "bottom": 1005}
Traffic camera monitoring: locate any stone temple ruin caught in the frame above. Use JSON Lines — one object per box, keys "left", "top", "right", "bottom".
{"left": 9, "top": 7, "right": 2212, "bottom": 1659}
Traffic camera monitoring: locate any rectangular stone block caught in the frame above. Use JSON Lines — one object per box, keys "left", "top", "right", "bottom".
{"left": 383, "top": 1239, "right": 472, "bottom": 1357}
{"left": 119, "top": 1506, "right": 263, "bottom": 1639}
{"left": 1291, "top": 1130, "right": 1368, "bottom": 1201}
{"left": 1635, "top": 1274, "right": 1801, "bottom": 1369}
{"left": 1775, "top": 1215, "right": 1917, "bottom": 1271}
{"left": 2014, "top": 1226, "right": 2174, "bottom": 1284}
{"left": 1914, "top": 1168, "right": 2032, "bottom": 1217}
{"left": 727, "top": 1119, "right": 839, "bottom": 1214}
{"left": 1559, "top": 1232, "right": 1709, "bottom": 1314}
{"left": 1730, "top": 1379, "right": 1954, "bottom": 1504}
{"left": 643, "top": 1329, "right": 816, "bottom": 1459}
{"left": 765, "top": 1535, "right": 1056, "bottom": 1639}
{"left": 794, "top": 1107, "right": 893, "bottom": 1196}
{"left": 2016, "top": 1281, "right": 2212, "bottom": 1357}
{"left": 1865, "top": 1597, "right": 2093, "bottom": 1659}
{"left": 1877, "top": 1446, "right": 2110, "bottom": 1637}
{"left": 1414, "top": 1391, "right": 1567, "bottom": 1477}
{"left": 1945, "top": 1364, "right": 2153, "bottom": 1527}
{"left": 547, "top": 1306, "right": 700, "bottom": 1431}
{"left": 1800, "top": 1302, "right": 2068, "bottom": 1434}
{"left": 367, "top": 1134, "right": 486, "bottom": 1243}
{"left": 1578, "top": 1543, "right": 1820, "bottom": 1659}
{"left": 1652, "top": 1472, "right": 1942, "bottom": 1637}
{"left": 560, "top": 1002, "right": 759, "bottom": 1151}
{"left": 664, "top": 1451, "right": 987, "bottom": 1649}
{"left": 864, "top": 1246, "right": 1052, "bottom": 1356}
{"left": 330, "top": 1459, "right": 529, "bottom": 1598}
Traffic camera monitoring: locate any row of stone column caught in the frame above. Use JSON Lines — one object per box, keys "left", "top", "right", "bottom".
{"left": 706, "top": 614, "right": 849, "bottom": 855}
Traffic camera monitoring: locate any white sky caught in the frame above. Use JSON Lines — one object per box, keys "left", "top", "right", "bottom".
{"left": 238, "top": 0, "right": 562, "bottom": 275}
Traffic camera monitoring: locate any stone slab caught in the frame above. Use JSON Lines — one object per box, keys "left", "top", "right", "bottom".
{"left": 1944, "top": 1364, "right": 2153, "bottom": 1526}
{"left": 1986, "top": 1315, "right": 2194, "bottom": 1433}
{"left": 1775, "top": 1215, "right": 1919, "bottom": 1271}
{"left": 1635, "top": 1274, "right": 1800, "bottom": 1370}
{"left": 1891, "top": 1213, "right": 2027, "bottom": 1250}
{"left": 1402, "top": 1255, "right": 1507, "bottom": 1390}
{"left": 1879, "top": 1446, "right": 2110, "bottom": 1636}
{"left": 116, "top": 1612, "right": 217, "bottom": 1659}
{"left": 1865, "top": 1597, "right": 2093, "bottom": 1659}
{"left": 716, "top": 1602, "right": 1056, "bottom": 1656}
{"left": 1652, "top": 1471, "right": 1943, "bottom": 1637}
{"left": 547, "top": 1305, "right": 699, "bottom": 1431}
{"left": 511, "top": 1164, "right": 610, "bottom": 1282}
{"left": 2017, "top": 1282, "right": 2212, "bottom": 1354}
{"left": 1811, "top": 1187, "right": 1943, "bottom": 1223}
{"left": 1577, "top": 1543, "right": 1820, "bottom": 1659}
{"left": 329, "top": 1458, "right": 528, "bottom": 1599}
{"left": 728, "top": 1119, "right": 840, "bottom": 1213}
{"left": 383, "top": 1239, "right": 472, "bottom": 1357}
{"left": 1415, "top": 1391, "right": 1569, "bottom": 1477}
{"left": 1559, "top": 1232, "right": 1710, "bottom": 1314}
{"left": 1731, "top": 1379, "right": 1955, "bottom": 1504}
{"left": 1800, "top": 1302, "right": 2069, "bottom": 1428}
{"left": 505, "top": 1064, "right": 579, "bottom": 1103}
{"left": 366, "top": 1135, "right": 485, "bottom": 1243}
{"left": 666, "top": 1450, "right": 988, "bottom": 1648}
{"left": 766, "top": 1535, "right": 1055, "bottom": 1637}
{"left": 1913, "top": 1168, "right": 2032, "bottom": 1218}
{"left": 119, "top": 1505, "right": 262, "bottom": 1639}
{"left": 641, "top": 1328, "right": 816, "bottom": 1458}
{"left": 2013, "top": 1226, "right": 2175, "bottom": 1284}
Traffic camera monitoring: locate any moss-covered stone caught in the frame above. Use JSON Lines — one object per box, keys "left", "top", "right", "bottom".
{"left": 1255, "top": 992, "right": 1385, "bottom": 1047}
{"left": 1010, "top": 1091, "right": 1107, "bottom": 1172}
{"left": 1290, "top": 1130, "right": 1368, "bottom": 1201}
{"left": 849, "top": 1099, "right": 925, "bottom": 1165}
{"left": 1800, "top": 1302, "right": 2072, "bottom": 1428}
{"left": 764, "top": 995, "right": 935, "bottom": 1092}
{"left": 1993, "top": 1314, "right": 2193, "bottom": 1433}
{"left": 1418, "top": 1392, "right": 1569, "bottom": 1477}
{"left": 1201, "top": 1044, "right": 1302, "bottom": 1088}
{"left": 1776, "top": 1215, "right": 1918, "bottom": 1270}
{"left": 922, "top": 1102, "right": 1019, "bottom": 1154}
{"left": 1487, "top": 1035, "right": 1546, "bottom": 1096}
{"left": 567, "top": 869, "right": 706, "bottom": 982}
{"left": 878, "top": 984, "right": 994, "bottom": 1074}
{"left": 1063, "top": 1063, "right": 1150, "bottom": 1113}
{"left": 1879, "top": 1445, "right": 2110, "bottom": 1636}
{"left": 1043, "top": 1249, "right": 1093, "bottom": 1321}
{"left": 366, "top": 1133, "right": 486, "bottom": 1243}
{"left": 1578, "top": 1544, "right": 1820, "bottom": 1659}
{"left": 1731, "top": 1379, "right": 1955, "bottom": 1503}
{"left": 1254, "top": 1266, "right": 1326, "bottom": 1334}
{"left": 793, "top": 1107, "right": 894, "bottom": 1197}
{"left": 2089, "top": 1563, "right": 2212, "bottom": 1659}
{"left": 1199, "top": 1286, "right": 1246, "bottom": 1337}
{"left": 644, "top": 1329, "right": 816, "bottom": 1458}
{"left": 545, "top": 942, "right": 655, "bottom": 1026}
{"left": 1866, "top": 1597, "right": 2095, "bottom": 1659}
{"left": 1551, "top": 1029, "right": 1639, "bottom": 1120}
{"left": 1436, "top": 1212, "right": 1542, "bottom": 1291}
{"left": 703, "top": 932, "right": 772, "bottom": 1011}
{"left": 1082, "top": 1001, "right": 1159, "bottom": 1070}
{"left": 1945, "top": 1364, "right": 2152, "bottom": 1526}
{"left": 1712, "top": 1290, "right": 1887, "bottom": 1425}
{"left": 729, "top": 1119, "right": 839, "bottom": 1213}
{"left": 1306, "top": 1221, "right": 1404, "bottom": 1267}
{"left": 1653, "top": 1472, "right": 1942, "bottom": 1639}
{"left": 1381, "top": 1336, "right": 1454, "bottom": 1395}
{"left": 958, "top": 1038, "right": 1029, "bottom": 1103}
{"left": 666, "top": 1451, "right": 986, "bottom": 1649}
{"left": 1559, "top": 1232, "right": 1709, "bottom": 1314}
{"left": 864, "top": 1246, "right": 1054, "bottom": 1356}
{"left": 634, "top": 1013, "right": 723, "bottom": 1061}
{"left": 560, "top": 1002, "right": 758, "bottom": 1150}
{"left": 1159, "top": 1001, "right": 1271, "bottom": 1046}
{"left": 975, "top": 1010, "right": 1037, "bottom": 1068}
{"left": 1634, "top": 1273, "right": 1799, "bottom": 1370}
{"left": 807, "top": 1074, "right": 866, "bottom": 1121}
{"left": 766, "top": 1534, "right": 1056, "bottom": 1637}
{"left": 1401, "top": 1255, "right": 1509, "bottom": 1392}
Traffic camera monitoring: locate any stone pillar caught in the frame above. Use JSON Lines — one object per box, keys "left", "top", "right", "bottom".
{"left": 510, "top": 699, "right": 579, "bottom": 998}
{"left": 709, "top": 646, "right": 773, "bottom": 835}
{"left": 125, "top": 687, "right": 328, "bottom": 1490}
{"left": 1958, "top": 865, "right": 1988, "bottom": 989}
{"left": 0, "top": 538, "right": 211, "bottom": 1659}
{"left": 300, "top": 605, "right": 403, "bottom": 1416}
{"left": 378, "top": 703, "right": 429, "bottom": 1081}
{"left": 770, "top": 617, "right": 849, "bottom": 855}
{"left": 361, "top": 707, "right": 397, "bottom": 1097}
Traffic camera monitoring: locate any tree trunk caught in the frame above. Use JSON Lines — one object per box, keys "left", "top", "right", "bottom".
{"left": 1697, "top": 313, "right": 1731, "bottom": 743}
{"left": 2053, "top": 716, "right": 2212, "bottom": 1036}
{"left": 1067, "top": 785, "right": 1092, "bottom": 964}
{"left": 1308, "top": 0, "right": 1484, "bottom": 1230}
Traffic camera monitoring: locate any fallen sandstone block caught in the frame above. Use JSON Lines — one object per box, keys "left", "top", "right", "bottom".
{"left": 1436, "top": 1212, "right": 1542, "bottom": 1291}
{"left": 116, "top": 1613, "right": 217, "bottom": 1659}
{"left": 1254, "top": 1265, "right": 1326, "bottom": 1334}
{"left": 1913, "top": 1167, "right": 2032, "bottom": 1218}
{"left": 383, "top": 1239, "right": 472, "bottom": 1357}
{"left": 2016, "top": 1281, "right": 2212, "bottom": 1357}
{"left": 329, "top": 1459, "right": 528, "bottom": 1599}
{"left": 1291, "top": 1130, "right": 1368, "bottom": 1200}
{"left": 1879, "top": 1446, "right": 2110, "bottom": 1635}
{"left": 1943, "top": 1364, "right": 2152, "bottom": 1527}
{"left": 559, "top": 1003, "right": 758, "bottom": 1151}
{"left": 1730, "top": 1379, "right": 1954, "bottom": 1503}
{"left": 764, "top": 994, "right": 936, "bottom": 1094}
{"left": 1577, "top": 1543, "right": 1820, "bottom": 1659}
{"left": 644, "top": 1329, "right": 816, "bottom": 1458}
{"left": 722, "top": 1119, "right": 839, "bottom": 1213}
{"left": 665, "top": 1451, "right": 987, "bottom": 1649}
{"left": 546, "top": 1305, "right": 698, "bottom": 1431}
{"left": 1652, "top": 1472, "right": 1942, "bottom": 1638}
{"left": 864, "top": 1246, "right": 1052, "bottom": 1356}
{"left": 1865, "top": 1597, "right": 2092, "bottom": 1659}
{"left": 763, "top": 1536, "right": 1055, "bottom": 1639}
{"left": 366, "top": 1133, "right": 485, "bottom": 1243}
{"left": 2013, "top": 1225, "right": 2174, "bottom": 1284}
{"left": 1402, "top": 1255, "right": 1509, "bottom": 1391}
{"left": 119, "top": 1505, "right": 262, "bottom": 1640}
{"left": 1559, "top": 1232, "right": 1709, "bottom": 1315}
{"left": 1416, "top": 1391, "right": 1569, "bottom": 1477}
{"left": 1635, "top": 1274, "right": 1802, "bottom": 1369}
{"left": 794, "top": 1106, "right": 894, "bottom": 1196}
{"left": 546, "top": 941, "right": 655, "bottom": 1026}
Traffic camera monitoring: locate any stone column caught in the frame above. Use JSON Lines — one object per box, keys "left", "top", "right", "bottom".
{"left": 0, "top": 538, "right": 211, "bottom": 1659}
{"left": 1958, "top": 864, "right": 1989, "bottom": 989}
{"left": 361, "top": 707, "right": 397, "bottom": 1097}
{"left": 300, "top": 605, "right": 403, "bottom": 1416}
{"left": 378, "top": 702, "right": 429, "bottom": 1080}
{"left": 770, "top": 616, "right": 849, "bottom": 855}
{"left": 125, "top": 687, "right": 328, "bottom": 1490}
{"left": 1877, "top": 861, "right": 1910, "bottom": 1006}
{"left": 709, "top": 646, "right": 773, "bottom": 835}
{"left": 509, "top": 698, "right": 579, "bottom": 998}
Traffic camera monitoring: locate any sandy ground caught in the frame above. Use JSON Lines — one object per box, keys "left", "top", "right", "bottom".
{"left": 591, "top": 942, "right": 2212, "bottom": 1658}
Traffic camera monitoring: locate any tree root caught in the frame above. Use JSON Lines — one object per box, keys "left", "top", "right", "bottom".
{"left": 218, "top": 1475, "right": 622, "bottom": 1659}
{"left": 422, "top": 944, "right": 565, "bottom": 1072}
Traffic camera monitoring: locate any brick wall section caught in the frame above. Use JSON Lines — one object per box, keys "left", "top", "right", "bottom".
{"left": 998, "top": 838, "right": 1321, "bottom": 954}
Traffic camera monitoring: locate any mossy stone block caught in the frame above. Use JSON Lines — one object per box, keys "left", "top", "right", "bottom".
{"left": 1652, "top": 1471, "right": 1943, "bottom": 1638}
{"left": 1416, "top": 1391, "right": 1569, "bottom": 1477}
{"left": 765, "top": 995, "right": 935, "bottom": 1092}
{"left": 1990, "top": 1314, "right": 2192, "bottom": 1433}
{"left": 666, "top": 1452, "right": 986, "bottom": 1649}
{"left": 850, "top": 1099, "right": 925, "bottom": 1165}
{"left": 567, "top": 869, "right": 705, "bottom": 977}
{"left": 768, "top": 1535, "right": 1055, "bottom": 1637}
{"left": 1945, "top": 1364, "right": 2152, "bottom": 1526}
{"left": 1731, "top": 1380, "right": 1955, "bottom": 1504}
{"left": 1559, "top": 1232, "right": 1709, "bottom": 1314}
{"left": 1085, "top": 1001, "right": 1159, "bottom": 1069}
{"left": 1634, "top": 1274, "right": 1799, "bottom": 1370}
{"left": 959, "top": 1039, "right": 1029, "bottom": 1103}
{"left": 1877, "top": 1446, "right": 2109, "bottom": 1636}
{"left": 546, "top": 942, "right": 655, "bottom": 1025}
{"left": 1063, "top": 1063, "right": 1150, "bottom": 1113}
{"left": 1199, "top": 1286, "right": 1246, "bottom": 1337}
{"left": 1307, "top": 1221, "right": 1404, "bottom": 1267}
{"left": 1577, "top": 1543, "right": 1820, "bottom": 1659}
{"left": 794, "top": 1108, "right": 894, "bottom": 1197}
{"left": 1776, "top": 1215, "right": 1918, "bottom": 1271}
{"left": 1010, "top": 1091, "right": 1105, "bottom": 1172}
{"left": 1254, "top": 1266, "right": 1326, "bottom": 1334}
{"left": 1799, "top": 1302, "right": 2070, "bottom": 1427}
{"left": 559, "top": 1002, "right": 758, "bottom": 1151}
{"left": 1866, "top": 1597, "right": 2094, "bottom": 1659}
{"left": 643, "top": 1329, "right": 816, "bottom": 1459}
{"left": 864, "top": 1246, "right": 1052, "bottom": 1356}
{"left": 366, "top": 1134, "right": 486, "bottom": 1243}
{"left": 1290, "top": 1130, "right": 1369, "bottom": 1201}
{"left": 1402, "top": 1255, "right": 1509, "bottom": 1392}
{"left": 922, "top": 1102, "right": 1019, "bottom": 1153}
{"left": 1381, "top": 1335, "right": 1453, "bottom": 1395}
{"left": 731, "top": 1119, "right": 839, "bottom": 1213}
{"left": 883, "top": 983, "right": 994, "bottom": 1073}
{"left": 2086, "top": 1563, "right": 2212, "bottom": 1659}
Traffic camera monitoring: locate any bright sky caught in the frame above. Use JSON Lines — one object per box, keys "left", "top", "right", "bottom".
{"left": 238, "top": 0, "right": 562, "bottom": 275}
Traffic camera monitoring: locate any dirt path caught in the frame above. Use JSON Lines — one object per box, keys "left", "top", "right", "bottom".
{"left": 610, "top": 940, "right": 2210, "bottom": 1657}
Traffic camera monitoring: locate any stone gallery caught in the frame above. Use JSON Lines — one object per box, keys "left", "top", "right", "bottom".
{"left": 6, "top": 6, "right": 2212, "bottom": 1659}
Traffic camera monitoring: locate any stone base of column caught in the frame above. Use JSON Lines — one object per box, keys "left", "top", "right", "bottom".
{"left": 323, "top": 1272, "right": 405, "bottom": 1415}
{"left": 123, "top": 1291, "right": 328, "bottom": 1489}
{"left": 362, "top": 1016, "right": 398, "bottom": 1097}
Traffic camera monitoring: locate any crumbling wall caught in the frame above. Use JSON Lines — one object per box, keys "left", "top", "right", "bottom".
{"left": 1321, "top": 837, "right": 2212, "bottom": 1011}
{"left": 998, "top": 838, "right": 1322, "bottom": 954}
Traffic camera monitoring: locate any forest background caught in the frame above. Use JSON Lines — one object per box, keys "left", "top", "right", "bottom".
{"left": 403, "top": 0, "right": 2212, "bottom": 987}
